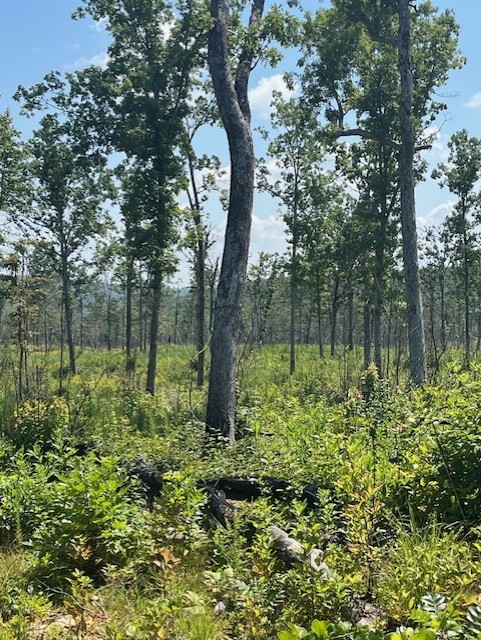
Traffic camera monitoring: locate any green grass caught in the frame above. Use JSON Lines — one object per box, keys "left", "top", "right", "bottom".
{"left": 0, "top": 346, "right": 480, "bottom": 637}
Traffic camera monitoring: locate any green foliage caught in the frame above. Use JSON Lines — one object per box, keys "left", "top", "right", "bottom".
{"left": 28, "top": 455, "right": 154, "bottom": 591}
{"left": 376, "top": 521, "right": 479, "bottom": 619}
{"left": 9, "top": 399, "right": 70, "bottom": 451}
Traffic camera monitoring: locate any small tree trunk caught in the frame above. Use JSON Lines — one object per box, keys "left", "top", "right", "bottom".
{"left": 347, "top": 277, "right": 354, "bottom": 351}
{"left": 61, "top": 251, "right": 76, "bottom": 375}
{"left": 126, "top": 257, "right": 134, "bottom": 361}
{"left": 146, "top": 265, "right": 162, "bottom": 395}
{"left": 462, "top": 207, "right": 470, "bottom": 366}
{"left": 316, "top": 270, "right": 324, "bottom": 358}
{"left": 290, "top": 177, "right": 299, "bottom": 375}
{"left": 440, "top": 271, "right": 447, "bottom": 351}
{"left": 106, "top": 289, "right": 112, "bottom": 351}
{"left": 364, "top": 300, "right": 372, "bottom": 370}
{"left": 330, "top": 274, "right": 340, "bottom": 357}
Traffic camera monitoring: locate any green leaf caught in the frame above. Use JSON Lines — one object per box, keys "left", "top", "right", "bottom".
{"left": 311, "top": 620, "right": 330, "bottom": 638}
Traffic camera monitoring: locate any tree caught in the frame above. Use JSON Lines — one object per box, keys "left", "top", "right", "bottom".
{"left": 432, "top": 130, "right": 481, "bottom": 366}
{"left": 74, "top": 0, "right": 210, "bottom": 393}
{"left": 259, "top": 95, "right": 321, "bottom": 374}
{"left": 205, "top": 0, "right": 265, "bottom": 441}
{"left": 182, "top": 89, "right": 222, "bottom": 387}
{"left": 0, "top": 112, "right": 30, "bottom": 217}
{"left": 27, "top": 113, "right": 113, "bottom": 375}
{"left": 397, "top": 0, "right": 425, "bottom": 384}
{"left": 19, "top": 0, "right": 210, "bottom": 393}
{"left": 300, "top": 0, "right": 463, "bottom": 383}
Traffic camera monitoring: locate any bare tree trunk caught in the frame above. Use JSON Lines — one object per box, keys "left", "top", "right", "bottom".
{"left": 126, "top": 257, "right": 134, "bottom": 361}
{"left": 206, "top": 0, "right": 265, "bottom": 441}
{"left": 316, "top": 269, "right": 324, "bottom": 358}
{"left": 330, "top": 274, "right": 340, "bottom": 357}
{"left": 440, "top": 271, "right": 447, "bottom": 351}
{"left": 61, "top": 251, "right": 76, "bottom": 375}
{"left": 186, "top": 148, "right": 207, "bottom": 387}
{"left": 106, "top": 288, "right": 112, "bottom": 351}
{"left": 347, "top": 277, "right": 354, "bottom": 351}
{"left": 364, "top": 300, "right": 372, "bottom": 370}
{"left": 290, "top": 178, "right": 299, "bottom": 375}
{"left": 146, "top": 265, "right": 162, "bottom": 395}
{"left": 462, "top": 205, "right": 470, "bottom": 366}
{"left": 398, "top": 0, "right": 426, "bottom": 384}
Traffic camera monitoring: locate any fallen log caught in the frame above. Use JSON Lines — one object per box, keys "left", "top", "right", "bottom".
{"left": 203, "top": 486, "right": 236, "bottom": 528}
{"left": 202, "top": 476, "right": 322, "bottom": 509}
{"left": 267, "top": 525, "right": 331, "bottom": 574}
{"left": 131, "top": 461, "right": 330, "bottom": 511}
{"left": 130, "top": 460, "right": 334, "bottom": 573}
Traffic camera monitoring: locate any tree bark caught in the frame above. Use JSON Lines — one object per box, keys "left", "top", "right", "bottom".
{"left": 330, "top": 273, "right": 340, "bottom": 357}
{"left": 363, "top": 300, "right": 372, "bottom": 370}
{"left": 347, "top": 277, "right": 354, "bottom": 351}
{"left": 146, "top": 264, "right": 162, "bottom": 395}
{"left": 206, "top": 0, "right": 264, "bottom": 441}
{"left": 316, "top": 269, "right": 324, "bottom": 358}
{"left": 398, "top": 0, "right": 427, "bottom": 384}
{"left": 61, "top": 249, "right": 76, "bottom": 375}
{"left": 462, "top": 203, "right": 470, "bottom": 366}
{"left": 290, "top": 177, "right": 299, "bottom": 375}
{"left": 126, "top": 257, "right": 134, "bottom": 361}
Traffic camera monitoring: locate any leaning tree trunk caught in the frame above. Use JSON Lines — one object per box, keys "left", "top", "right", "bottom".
{"left": 146, "top": 264, "right": 162, "bottom": 395}
{"left": 206, "top": 0, "right": 265, "bottom": 441}
{"left": 398, "top": 0, "right": 427, "bottom": 384}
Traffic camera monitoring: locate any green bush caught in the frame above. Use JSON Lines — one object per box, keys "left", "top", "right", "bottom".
{"left": 8, "top": 399, "right": 70, "bottom": 451}
{"left": 28, "top": 455, "right": 154, "bottom": 591}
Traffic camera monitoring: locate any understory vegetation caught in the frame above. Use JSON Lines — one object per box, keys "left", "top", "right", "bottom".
{"left": 0, "top": 346, "right": 480, "bottom": 638}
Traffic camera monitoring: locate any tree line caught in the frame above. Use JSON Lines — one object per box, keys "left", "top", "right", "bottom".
{"left": 0, "top": 0, "right": 477, "bottom": 440}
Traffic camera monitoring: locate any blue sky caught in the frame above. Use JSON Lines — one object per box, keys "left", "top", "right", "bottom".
{"left": 1, "top": 0, "right": 480, "bottom": 275}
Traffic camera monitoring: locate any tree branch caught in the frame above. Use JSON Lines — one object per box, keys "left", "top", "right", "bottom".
{"left": 234, "top": 0, "right": 265, "bottom": 122}
{"left": 330, "top": 128, "right": 430, "bottom": 152}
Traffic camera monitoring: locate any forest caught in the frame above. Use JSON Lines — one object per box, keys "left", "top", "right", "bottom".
{"left": 0, "top": 0, "right": 481, "bottom": 638}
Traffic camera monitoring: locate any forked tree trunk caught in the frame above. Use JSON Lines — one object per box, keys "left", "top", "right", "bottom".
{"left": 206, "top": 0, "right": 265, "bottom": 441}
{"left": 398, "top": 0, "right": 426, "bottom": 384}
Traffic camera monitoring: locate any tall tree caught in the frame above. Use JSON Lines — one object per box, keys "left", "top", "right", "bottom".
{"left": 19, "top": 0, "right": 210, "bottom": 393}
{"left": 432, "top": 130, "right": 481, "bottom": 366}
{"left": 300, "top": 0, "right": 463, "bottom": 383}
{"left": 28, "top": 113, "right": 113, "bottom": 375}
{"left": 259, "top": 95, "right": 321, "bottom": 374}
{"left": 205, "top": 0, "right": 265, "bottom": 441}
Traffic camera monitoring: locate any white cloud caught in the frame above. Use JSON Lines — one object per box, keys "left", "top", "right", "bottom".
{"left": 90, "top": 17, "right": 108, "bottom": 32}
{"left": 64, "top": 51, "right": 109, "bottom": 70}
{"left": 420, "top": 125, "right": 450, "bottom": 161}
{"left": 249, "top": 74, "right": 295, "bottom": 120}
{"left": 250, "top": 213, "right": 287, "bottom": 255}
{"left": 466, "top": 92, "right": 481, "bottom": 109}
{"left": 417, "top": 200, "right": 455, "bottom": 227}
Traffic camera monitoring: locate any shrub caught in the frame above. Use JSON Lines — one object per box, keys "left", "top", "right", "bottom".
{"left": 29, "top": 455, "right": 154, "bottom": 591}
{"left": 9, "top": 399, "right": 70, "bottom": 451}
